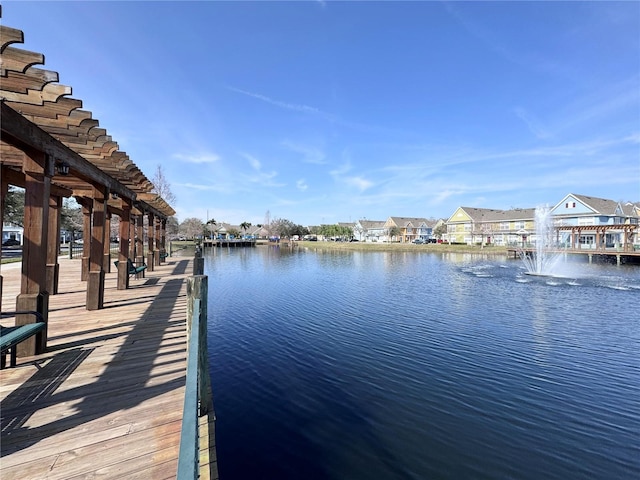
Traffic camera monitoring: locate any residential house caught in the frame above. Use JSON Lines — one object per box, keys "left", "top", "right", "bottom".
{"left": 2, "top": 223, "right": 23, "bottom": 245}
{"left": 445, "top": 207, "right": 536, "bottom": 246}
{"left": 550, "top": 194, "right": 639, "bottom": 249}
{"left": 353, "top": 219, "right": 386, "bottom": 242}
{"left": 444, "top": 193, "right": 640, "bottom": 248}
{"left": 384, "top": 217, "right": 433, "bottom": 243}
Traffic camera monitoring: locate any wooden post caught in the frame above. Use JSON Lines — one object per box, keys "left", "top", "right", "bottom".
{"left": 154, "top": 216, "right": 161, "bottom": 265}
{"left": 103, "top": 210, "right": 112, "bottom": 273}
{"left": 16, "top": 150, "right": 51, "bottom": 356}
{"left": 193, "top": 246, "right": 204, "bottom": 275}
{"left": 161, "top": 218, "right": 167, "bottom": 261}
{"left": 136, "top": 212, "right": 145, "bottom": 270}
{"left": 147, "top": 212, "right": 155, "bottom": 271}
{"left": 118, "top": 198, "right": 132, "bottom": 290}
{"left": 186, "top": 275, "right": 212, "bottom": 416}
{"left": 130, "top": 214, "right": 137, "bottom": 260}
{"left": 46, "top": 194, "right": 62, "bottom": 295}
{"left": 0, "top": 169, "right": 7, "bottom": 312}
{"left": 80, "top": 199, "right": 92, "bottom": 281}
{"left": 86, "top": 185, "right": 106, "bottom": 310}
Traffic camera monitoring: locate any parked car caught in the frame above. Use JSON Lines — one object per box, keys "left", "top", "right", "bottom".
{"left": 412, "top": 238, "right": 425, "bottom": 244}
{"left": 3, "top": 238, "right": 20, "bottom": 246}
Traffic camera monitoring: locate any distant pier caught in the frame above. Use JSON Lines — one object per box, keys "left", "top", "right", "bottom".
{"left": 202, "top": 239, "right": 257, "bottom": 248}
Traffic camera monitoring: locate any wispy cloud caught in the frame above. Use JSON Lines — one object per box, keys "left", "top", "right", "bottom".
{"left": 241, "top": 152, "right": 261, "bottom": 170}
{"left": 227, "top": 86, "right": 408, "bottom": 136}
{"left": 281, "top": 140, "right": 327, "bottom": 164}
{"left": 175, "top": 182, "right": 217, "bottom": 191}
{"left": 344, "top": 176, "right": 374, "bottom": 192}
{"left": 173, "top": 153, "right": 220, "bottom": 164}
{"left": 236, "top": 152, "right": 284, "bottom": 187}
{"left": 328, "top": 158, "right": 374, "bottom": 192}
{"left": 227, "top": 86, "right": 334, "bottom": 119}
{"left": 514, "top": 107, "right": 553, "bottom": 139}
{"left": 296, "top": 179, "right": 308, "bottom": 191}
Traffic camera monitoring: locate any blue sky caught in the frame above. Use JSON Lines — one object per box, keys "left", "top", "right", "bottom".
{"left": 4, "top": 1, "right": 639, "bottom": 225}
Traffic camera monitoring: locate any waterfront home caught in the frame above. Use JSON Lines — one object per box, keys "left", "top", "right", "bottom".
{"left": 353, "top": 219, "right": 386, "bottom": 242}
{"left": 444, "top": 207, "right": 536, "bottom": 246}
{"left": 443, "top": 193, "right": 639, "bottom": 248}
{"left": 550, "top": 193, "right": 639, "bottom": 248}
{"left": 384, "top": 217, "right": 433, "bottom": 243}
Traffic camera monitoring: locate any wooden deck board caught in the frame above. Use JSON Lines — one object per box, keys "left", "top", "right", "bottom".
{"left": 0, "top": 256, "right": 217, "bottom": 479}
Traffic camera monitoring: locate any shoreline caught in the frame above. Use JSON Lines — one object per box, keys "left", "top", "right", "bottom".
{"left": 293, "top": 240, "right": 508, "bottom": 255}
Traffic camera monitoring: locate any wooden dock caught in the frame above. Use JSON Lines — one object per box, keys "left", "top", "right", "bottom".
{"left": 507, "top": 247, "right": 640, "bottom": 265}
{"left": 0, "top": 256, "right": 217, "bottom": 479}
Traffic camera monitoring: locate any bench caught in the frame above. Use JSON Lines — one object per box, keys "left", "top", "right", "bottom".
{"left": 160, "top": 251, "right": 169, "bottom": 260}
{"left": 1, "top": 311, "right": 45, "bottom": 368}
{"left": 114, "top": 258, "right": 147, "bottom": 278}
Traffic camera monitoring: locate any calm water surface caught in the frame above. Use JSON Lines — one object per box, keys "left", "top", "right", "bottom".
{"left": 204, "top": 247, "right": 640, "bottom": 480}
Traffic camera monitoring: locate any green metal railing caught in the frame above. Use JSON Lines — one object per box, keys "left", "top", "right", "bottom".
{"left": 177, "top": 274, "right": 212, "bottom": 479}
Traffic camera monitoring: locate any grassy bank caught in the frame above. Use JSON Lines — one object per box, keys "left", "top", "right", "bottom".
{"left": 296, "top": 240, "right": 508, "bottom": 255}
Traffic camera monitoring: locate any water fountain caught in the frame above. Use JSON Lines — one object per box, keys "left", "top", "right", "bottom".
{"left": 518, "top": 205, "right": 564, "bottom": 276}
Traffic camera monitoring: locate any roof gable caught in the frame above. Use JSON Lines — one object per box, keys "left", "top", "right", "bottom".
{"left": 448, "top": 207, "right": 471, "bottom": 223}
{"left": 551, "top": 193, "right": 620, "bottom": 216}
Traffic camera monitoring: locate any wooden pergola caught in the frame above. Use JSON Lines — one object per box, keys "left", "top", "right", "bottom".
{"left": 556, "top": 224, "right": 638, "bottom": 253}
{"left": 0, "top": 26, "right": 175, "bottom": 358}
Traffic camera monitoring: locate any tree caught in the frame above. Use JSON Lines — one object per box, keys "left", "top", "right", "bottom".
{"left": 240, "top": 221, "right": 252, "bottom": 235}
{"left": 433, "top": 223, "right": 447, "bottom": 239}
{"left": 388, "top": 226, "right": 401, "bottom": 243}
{"left": 4, "top": 186, "right": 24, "bottom": 226}
{"left": 205, "top": 218, "right": 216, "bottom": 239}
{"left": 166, "top": 216, "right": 180, "bottom": 238}
{"left": 179, "top": 217, "right": 204, "bottom": 239}
{"left": 271, "top": 218, "right": 295, "bottom": 238}
{"left": 61, "top": 198, "right": 83, "bottom": 230}
{"left": 151, "top": 164, "right": 176, "bottom": 206}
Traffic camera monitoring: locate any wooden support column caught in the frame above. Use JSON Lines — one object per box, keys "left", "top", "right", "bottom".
{"left": 103, "top": 210, "right": 112, "bottom": 273}
{"left": 86, "top": 185, "right": 106, "bottom": 310}
{"left": 146, "top": 212, "right": 155, "bottom": 271}
{"left": 154, "top": 216, "right": 161, "bottom": 265}
{"left": 0, "top": 169, "right": 8, "bottom": 312}
{"left": 117, "top": 198, "right": 132, "bottom": 290}
{"left": 16, "top": 150, "right": 52, "bottom": 356}
{"left": 46, "top": 194, "right": 62, "bottom": 295}
{"left": 136, "top": 212, "right": 145, "bottom": 268}
{"left": 80, "top": 199, "right": 92, "bottom": 281}
{"left": 160, "top": 218, "right": 167, "bottom": 262}
{"left": 129, "top": 214, "right": 137, "bottom": 260}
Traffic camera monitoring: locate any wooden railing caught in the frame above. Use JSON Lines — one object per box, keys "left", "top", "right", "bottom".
{"left": 177, "top": 274, "right": 212, "bottom": 479}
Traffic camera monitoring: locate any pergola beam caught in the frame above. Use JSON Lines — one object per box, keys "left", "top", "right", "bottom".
{"left": 1, "top": 102, "right": 136, "bottom": 201}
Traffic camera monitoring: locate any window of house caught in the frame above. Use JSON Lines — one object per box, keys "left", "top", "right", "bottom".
{"left": 500, "top": 222, "right": 509, "bottom": 230}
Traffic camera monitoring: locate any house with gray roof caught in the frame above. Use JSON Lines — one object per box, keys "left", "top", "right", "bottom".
{"left": 353, "top": 219, "right": 386, "bottom": 242}
{"left": 550, "top": 194, "right": 639, "bottom": 249}
{"left": 385, "top": 217, "right": 434, "bottom": 243}
{"left": 444, "top": 193, "right": 639, "bottom": 247}
{"left": 445, "top": 207, "right": 536, "bottom": 245}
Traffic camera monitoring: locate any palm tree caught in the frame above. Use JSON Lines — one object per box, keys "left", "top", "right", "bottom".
{"left": 240, "top": 222, "right": 252, "bottom": 238}
{"left": 206, "top": 218, "right": 217, "bottom": 240}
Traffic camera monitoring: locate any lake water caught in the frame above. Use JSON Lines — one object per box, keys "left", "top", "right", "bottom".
{"left": 204, "top": 246, "right": 640, "bottom": 479}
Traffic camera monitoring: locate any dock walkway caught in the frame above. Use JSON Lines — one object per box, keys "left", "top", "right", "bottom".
{"left": 0, "top": 256, "right": 216, "bottom": 479}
